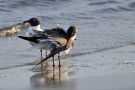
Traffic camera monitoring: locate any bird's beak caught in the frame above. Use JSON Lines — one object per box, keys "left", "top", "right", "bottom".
{"left": 22, "top": 20, "right": 29, "bottom": 26}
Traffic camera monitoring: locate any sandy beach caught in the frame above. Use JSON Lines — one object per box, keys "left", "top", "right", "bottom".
{"left": 1, "top": 45, "right": 135, "bottom": 90}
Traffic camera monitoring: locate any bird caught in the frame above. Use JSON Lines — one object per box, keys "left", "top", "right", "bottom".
{"left": 35, "top": 25, "right": 77, "bottom": 67}
{"left": 18, "top": 20, "right": 77, "bottom": 67}
{"left": 20, "top": 17, "right": 49, "bottom": 70}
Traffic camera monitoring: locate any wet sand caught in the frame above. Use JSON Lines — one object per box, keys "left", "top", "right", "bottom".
{"left": 1, "top": 45, "right": 135, "bottom": 90}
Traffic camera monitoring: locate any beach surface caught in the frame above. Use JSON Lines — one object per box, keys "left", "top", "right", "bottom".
{"left": 1, "top": 45, "right": 135, "bottom": 90}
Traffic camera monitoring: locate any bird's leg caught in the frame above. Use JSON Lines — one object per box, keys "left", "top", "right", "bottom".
{"left": 58, "top": 53, "right": 61, "bottom": 67}
{"left": 52, "top": 55, "right": 55, "bottom": 67}
{"left": 44, "top": 50, "right": 48, "bottom": 67}
{"left": 53, "top": 66, "right": 55, "bottom": 83}
{"left": 40, "top": 49, "right": 43, "bottom": 72}
{"left": 59, "top": 67, "right": 61, "bottom": 81}
{"left": 45, "top": 50, "right": 47, "bottom": 57}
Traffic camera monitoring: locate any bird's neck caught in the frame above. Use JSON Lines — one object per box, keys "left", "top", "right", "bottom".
{"left": 67, "top": 34, "right": 76, "bottom": 43}
{"left": 31, "top": 24, "right": 43, "bottom": 31}
{"left": 67, "top": 39, "right": 74, "bottom": 47}
{"left": 64, "top": 39, "right": 73, "bottom": 54}
{"left": 66, "top": 35, "right": 76, "bottom": 49}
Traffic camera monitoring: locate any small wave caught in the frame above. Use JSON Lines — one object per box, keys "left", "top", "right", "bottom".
{"left": 38, "top": 16, "right": 55, "bottom": 21}
{"left": 98, "top": 5, "right": 135, "bottom": 13}
{"left": 70, "top": 44, "right": 129, "bottom": 57}
{"left": 116, "top": 2, "right": 135, "bottom": 12}
{"left": 8, "top": 0, "right": 33, "bottom": 8}
{"left": 118, "top": 6, "right": 133, "bottom": 11}
{"left": 0, "top": 8, "right": 12, "bottom": 12}
{"left": 0, "top": 23, "right": 25, "bottom": 37}
{"left": 0, "top": 43, "right": 131, "bottom": 71}
{"left": 0, "top": 62, "right": 35, "bottom": 70}
{"left": 89, "top": 0, "right": 119, "bottom": 6}
{"left": 129, "top": 2, "right": 135, "bottom": 8}
{"left": 6, "top": 0, "right": 71, "bottom": 8}
{"left": 98, "top": 7, "right": 119, "bottom": 13}
{"left": 125, "top": 2, "right": 135, "bottom": 11}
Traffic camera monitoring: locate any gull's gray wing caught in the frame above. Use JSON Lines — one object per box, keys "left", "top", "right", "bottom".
{"left": 42, "top": 27, "right": 68, "bottom": 46}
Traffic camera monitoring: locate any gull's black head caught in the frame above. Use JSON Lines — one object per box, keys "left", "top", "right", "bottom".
{"left": 23, "top": 18, "right": 40, "bottom": 26}
{"left": 67, "top": 26, "right": 77, "bottom": 39}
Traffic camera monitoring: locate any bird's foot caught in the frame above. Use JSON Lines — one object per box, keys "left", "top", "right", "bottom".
{"left": 52, "top": 65, "right": 55, "bottom": 67}
{"left": 58, "top": 65, "right": 61, "bottom": 67}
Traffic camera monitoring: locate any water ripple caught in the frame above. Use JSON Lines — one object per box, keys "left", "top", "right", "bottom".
{"left": 0, "top": 8, "right": 12, "bottom": 12}
{"left": 98, "top": 7, "right": 119, "bottom": 13}
{"left": 89, "top": 0, "right": 119, "bottom": 6}
{"left": 129, "top": 2, "right": 135, "bottom": 8}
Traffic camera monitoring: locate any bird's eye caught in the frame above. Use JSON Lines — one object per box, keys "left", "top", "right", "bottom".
{"left": 72, "top": 32, "right": 74, "bottom": 35}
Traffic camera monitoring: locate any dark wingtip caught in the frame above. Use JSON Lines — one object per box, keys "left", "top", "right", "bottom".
{"left": 18, "top": 36, "right": 24, "bottom": 39}
{"left": 17, "top": 35, "right": 39, "bottom": 43}
{"left": 35, "top": 45, "right": 67, "bottom": 67}
{"left": 18, "top": 36, "right": 22, "bottom": 38}
{"left": 35, "top": 53, "right": 55, "bottom": 66}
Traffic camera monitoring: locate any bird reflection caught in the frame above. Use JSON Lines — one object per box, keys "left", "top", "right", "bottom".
{"left": 30, "top": 62, "right": 69, "bottom": 88}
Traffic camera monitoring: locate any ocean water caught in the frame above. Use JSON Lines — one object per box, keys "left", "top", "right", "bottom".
{"left": 0, "top": 0, "right": 135, "bottom": 69}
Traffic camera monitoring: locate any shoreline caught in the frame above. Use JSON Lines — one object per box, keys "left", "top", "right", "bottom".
{"left": 1, "top": 45, "right": 135, "bottom": 90}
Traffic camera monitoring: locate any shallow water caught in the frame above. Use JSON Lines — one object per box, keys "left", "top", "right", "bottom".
{"left": 0, "top": 0, "right": 135, "bottom": 69}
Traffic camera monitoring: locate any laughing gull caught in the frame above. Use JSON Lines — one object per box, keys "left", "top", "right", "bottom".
{"left": 21, "top": 18, "right": 47, "bottom": 69}
{"left": 35, "top": 25, "right": 77, "bottom": 67}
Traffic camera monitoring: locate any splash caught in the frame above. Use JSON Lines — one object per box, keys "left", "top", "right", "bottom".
{"left": 0, "top": 23, "right": 25, "bottom": 37}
